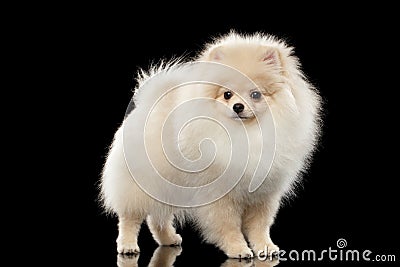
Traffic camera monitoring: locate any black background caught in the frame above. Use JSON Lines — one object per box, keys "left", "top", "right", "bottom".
{"left": 64, "top": 3, "right": 400, "bottom": 266}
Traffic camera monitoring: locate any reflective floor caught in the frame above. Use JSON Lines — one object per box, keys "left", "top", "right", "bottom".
{"left": 89, "top": 208, "right": 396, "bottom": 266}
{"left": 117, "top": 246, "right": 279, "bottom": 267}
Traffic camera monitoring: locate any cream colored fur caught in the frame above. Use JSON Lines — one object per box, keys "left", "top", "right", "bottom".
{"left": 100, "top": 32, "right": 322, "bottom": 258}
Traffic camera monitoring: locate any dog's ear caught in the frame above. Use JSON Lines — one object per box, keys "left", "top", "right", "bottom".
{"left": 208, "top": 46, "right": 224, "bottom": 61}
{"left": 261, "top": 47, "right": 282, "bottom": 67}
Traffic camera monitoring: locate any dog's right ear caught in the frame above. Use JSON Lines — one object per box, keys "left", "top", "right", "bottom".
{"left": 262, "top": 48, "right": 281, "bottom": 66}
{"left": 203, "top": 46, "right": 224, "bottom": 61}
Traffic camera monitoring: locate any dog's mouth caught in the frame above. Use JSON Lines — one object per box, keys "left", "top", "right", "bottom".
{"left": 232, "top": 115, "right": 252, "bottom": 121}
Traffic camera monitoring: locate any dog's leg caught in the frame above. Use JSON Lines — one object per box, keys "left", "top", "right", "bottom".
{"left": 147, "top": 215, "right": 182, "bottom": 246}
{"left": 196, "top": 200, "right": 253, "bottom": 259}
{"left": 242, "top": 198, "right": 280, "bottom": 257}
{"left": 117, "top": 213, "right": 145, "bottom": 254}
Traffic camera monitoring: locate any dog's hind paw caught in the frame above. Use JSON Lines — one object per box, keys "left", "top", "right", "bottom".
{"left": 226, "top": 246, "right": 254, "bottom": 259}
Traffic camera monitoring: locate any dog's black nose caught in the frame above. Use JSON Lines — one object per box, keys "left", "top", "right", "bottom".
{"left": 233, "top": 103, "right": 244, "bottom": 114}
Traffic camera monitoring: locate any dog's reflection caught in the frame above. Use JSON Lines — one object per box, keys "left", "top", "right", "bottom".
{"left": 117, "top": 253, "right": 139, "bottom": 267}
{"left": 117, "top": 246, "right": 182, "bottom": 267}
{"left": 221, "top": 258, "right": 279, "bottom": 267}
{"left": 148, "top": 246, "right": 182, "bottom": 267}
{"left": 117, "top": 247, "right": 279, "bottom": 267}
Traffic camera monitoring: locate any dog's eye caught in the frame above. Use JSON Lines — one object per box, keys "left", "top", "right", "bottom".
{"left": 224, "top": 91, "right": 233, "bottom": 100}
{"left": 250, "top": 91, "right": 262, "bottom": 99}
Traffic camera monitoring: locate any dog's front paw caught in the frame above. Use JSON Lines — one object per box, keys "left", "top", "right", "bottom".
{"left": 226, "top": 245, "right": 254, "bottom": 259}
{"left": 117, "top": 238, "right": 140, "bottom": 254}
{"left": 253, "top": 243, "right": 279, "bottom": 258}
{"left": 169, "top": 233, "right": 183, "bottom": 246}
{"left": 157, "top": 233, "right": 182, "bottom": 246}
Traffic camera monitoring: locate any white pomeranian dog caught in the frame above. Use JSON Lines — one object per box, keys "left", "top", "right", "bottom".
{"left": 100, "top": 32, "right": 322, "bottom": 259}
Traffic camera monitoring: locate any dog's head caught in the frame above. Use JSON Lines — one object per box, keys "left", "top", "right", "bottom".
{"left": 200, "top": 37, "right": 292, "bottom": 122}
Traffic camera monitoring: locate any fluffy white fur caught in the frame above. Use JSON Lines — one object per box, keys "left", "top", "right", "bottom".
{"left": 101, "top": 32, "right": 322, "bottom": 258}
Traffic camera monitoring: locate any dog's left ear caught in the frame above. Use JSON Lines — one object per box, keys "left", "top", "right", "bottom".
{"left": 208, "top": 46, "right": 224, "bottom": 61}
{"left": 261, "top": 48, "right": 282, "bottom": 67}
{"left": 198, "top": 46, "right": 224, "bottom": 61}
